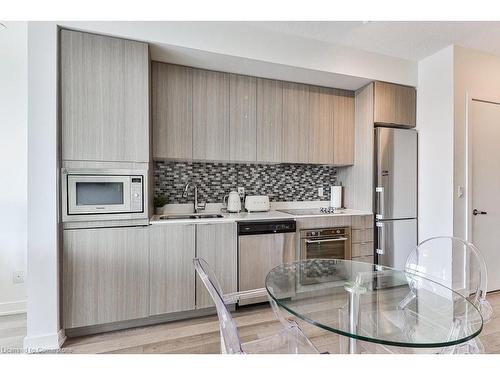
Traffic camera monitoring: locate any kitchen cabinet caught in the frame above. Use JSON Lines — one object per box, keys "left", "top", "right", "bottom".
{"left": 229, "top": 74, "right": 257, "bottom": 161}
{"left": 351, "top": 214, "right": 374, "bottom": 262}
{"left": 195, "top": 223, "right": 237, "bottom": 309}
{"left": 193, "top": 69, "right": 230, "bottom": 160}
{"left": 256, "top": 78, "right": 283, "bottom": 162}
{"left": 61, "top": 29, "right": 149, "bottom": 162}
{"left": 62, "top": 226, "right": 149, "bottom": 329}
{"left": 152, "top": 62, "right": 193, "bottom": 159}
{"left": 308, "top": 86, "right": 335, "bottom": 164}
{"left": 149, "top": 224, "right": 196, "bottom": 315}
{"left": 373, "top": 81, "right": 416, "bottom": 128}
{"left": 283, "top": 82, "right": 310, "bottom": 163}
{"left": 333, "top": 89, "right": 355, "bottom": 166}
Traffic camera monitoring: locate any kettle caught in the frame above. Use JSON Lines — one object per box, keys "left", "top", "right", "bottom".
{"left": 224, "top": 191, "right": 241, "bottom": 213}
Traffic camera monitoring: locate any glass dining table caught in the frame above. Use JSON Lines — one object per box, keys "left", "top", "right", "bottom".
{"left": 265, "top": 259, "right": 483, "bottom": 354}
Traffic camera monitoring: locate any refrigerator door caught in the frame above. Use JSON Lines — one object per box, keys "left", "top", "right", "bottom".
{"left": 376, "top": 219, "right": 417, "bottom": 269}
{"left": 375, "top": 127, "right": 417, "bottom": 220}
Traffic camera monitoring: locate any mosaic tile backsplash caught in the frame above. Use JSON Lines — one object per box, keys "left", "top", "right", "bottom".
{"left": 154, "top": 161, "right": 338, "bottom": 204}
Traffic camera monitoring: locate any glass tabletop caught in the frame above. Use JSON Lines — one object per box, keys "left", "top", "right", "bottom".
{"left": 265, "top": 259, "right": 483, "bottom": 348}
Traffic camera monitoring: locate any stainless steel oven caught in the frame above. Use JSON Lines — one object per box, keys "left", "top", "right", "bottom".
{"left": 300, "top": 227, "right": 351, "bottom": 261}
{"left": 62, "top": 168, "right": 147, "bottom": 222}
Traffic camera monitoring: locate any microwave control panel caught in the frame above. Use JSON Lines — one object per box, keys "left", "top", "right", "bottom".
{"left": 130, "top": 176, "right": 144, "bottom": 212}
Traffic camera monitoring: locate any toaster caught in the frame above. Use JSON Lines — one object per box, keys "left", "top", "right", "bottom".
{"left": 244, "top": 195, "right": 270, "bottom": 212}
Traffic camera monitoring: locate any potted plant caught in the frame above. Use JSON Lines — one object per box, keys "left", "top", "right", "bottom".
{"left": 154, "top": 196, "right": 168, "bottom": 215}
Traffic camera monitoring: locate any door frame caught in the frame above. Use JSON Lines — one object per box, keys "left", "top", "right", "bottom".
{"left": 465, "top": 93, "right": 500, "bottom": 242}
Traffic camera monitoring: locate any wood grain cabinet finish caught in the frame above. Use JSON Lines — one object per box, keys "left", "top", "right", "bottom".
{"left": 149, "top": 224, "right": 196, "bottom": 315}
{"left": 283, "top": 82, "right": 310, "bottom": 163}
{"left": 308, "top": 87, "right": 335, "bottom": 164}
{"left": 373, "top": 81, "right": 416, "bottom": 128}
{"left": 229, "top": 74, "right": 257, "bottom": 161}
{"left": 61, "top": 30, "right": 149, "bottom": 162}
{"left": 333, "top": 90, "right": 355, "bottom": 166}
{"left": 193, "top": 69, "right": 230, "bottom": 160}
{"left": 62, "top": 227, "right": 149, "bottom": 329}
{"left": 195, "top": 223, "right": 237, "bottom": 309}
{"left": 256, "top": 78, "right": 283, "bottom": 162}
{"left": 152, "top": 62, "right": 193, "bottom": 159}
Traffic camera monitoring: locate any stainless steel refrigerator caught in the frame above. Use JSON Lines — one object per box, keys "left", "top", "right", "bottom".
{"left": 374, "top": 127, "right": 418, "bottom": 269}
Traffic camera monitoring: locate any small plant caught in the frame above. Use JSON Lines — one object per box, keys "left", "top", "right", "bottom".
{"left": 154, "top": 196, "right": 168, "bottom": 208}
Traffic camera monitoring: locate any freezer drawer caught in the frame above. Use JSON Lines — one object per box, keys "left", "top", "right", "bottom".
{"left": 375, "top": 127, "right": 417, "bottom": 220}
{"left": 375, "top": 219, "right": 417, "bottom": 269}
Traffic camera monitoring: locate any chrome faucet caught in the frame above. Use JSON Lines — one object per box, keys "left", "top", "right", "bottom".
{"left": 182, "top": 182, "right": 206, "bottom": 213}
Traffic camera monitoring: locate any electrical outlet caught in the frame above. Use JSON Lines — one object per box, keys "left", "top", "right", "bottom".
{"left": 13, "top": 271, "right": 24, "bottom": 284}
{"left": 318, "top": 187, "right": 324, "bottom": 197}
{"left": 237, "top": 187, "right": 245, "bottom": 198}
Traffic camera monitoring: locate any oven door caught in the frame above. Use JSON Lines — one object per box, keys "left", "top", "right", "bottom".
{"left": 67, "top": 175, "right": 131, "bottom": 215}
{"left": 301, "top": 236, "right": 349, "bottom": 260}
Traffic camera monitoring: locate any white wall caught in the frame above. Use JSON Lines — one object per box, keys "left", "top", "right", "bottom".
{"left": 0, "top": 22, "right": 28, "bottom": 315}
{"left": 24, "top": 21, "right": 61, "bottom": 350}
{"left": 416, "top": 46, "right": 455, "bottom": 240}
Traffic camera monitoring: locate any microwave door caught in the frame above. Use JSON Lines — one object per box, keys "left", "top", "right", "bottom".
{"left": 67, "top": 175, "right": 131, "bottom": 214}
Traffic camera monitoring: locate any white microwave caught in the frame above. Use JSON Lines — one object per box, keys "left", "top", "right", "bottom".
{"left": 62, "top": 168, "right": 147, "bottom": 222}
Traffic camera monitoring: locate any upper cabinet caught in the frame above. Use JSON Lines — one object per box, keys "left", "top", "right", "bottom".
{"left": 308, "top": 86, "right": 334, "bottom": 165}
{"left": 229, "top": 74, "right": 257, "bottom": 161}
{"left": 256, "top": 78, "right": 283, "bottom": 163}
{"left": 192, "top": 69, "right": 230, "bottom": 160}
{"left": 283, "top": 82, "right": 310, "bottom": 163}
{"left": 373, "top": 81, "right": 416, "bottom": 128}
{"left": 333, "top": 89, "right": 355, "bottom": 166}
{"left": 61, "top": 29, "right": 149, "bottom": 162}
{"left": 152, "top": 62, "right": 193, "bottom": 159}
{"left": 150, "top": 63, "right": 356, "bottom": 166}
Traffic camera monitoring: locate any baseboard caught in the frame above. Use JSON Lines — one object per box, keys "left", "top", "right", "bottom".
{"left": 0, "top": 300, "right": 26, "bottom": 316}
{"left": 23, "top": 329, "right": 66, "bottom": 352}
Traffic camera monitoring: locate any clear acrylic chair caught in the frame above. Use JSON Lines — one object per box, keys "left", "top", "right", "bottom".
{"left": 193, "top": 257, "right": 319, "bottom": 354}
{"left": 401, "top": 236, "right": 493, "bottom": 354}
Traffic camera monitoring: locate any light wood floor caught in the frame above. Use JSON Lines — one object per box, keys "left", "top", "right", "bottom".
{"left": 1, "top": 294, "right": 499, "bottom": 354}
{"left": 60, "top": 292, "right": 500, "bottom": 354}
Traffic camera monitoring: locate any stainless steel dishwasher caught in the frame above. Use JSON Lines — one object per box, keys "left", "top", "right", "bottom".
{"left": 237, "top": 220, "right": 297, "bottom": 306}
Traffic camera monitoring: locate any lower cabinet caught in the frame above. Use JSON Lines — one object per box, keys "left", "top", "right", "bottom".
{"left": 149, "top": 224, "right": 196, "bottom": 315}
{"left": 195, "top": 223, "right": 237, "bottom": 309}
{"left": 62, "top": 226, "right": 149, "bottom": 329}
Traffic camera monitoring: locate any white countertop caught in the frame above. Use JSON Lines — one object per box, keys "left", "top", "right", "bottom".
{"left": 149, "top": 208, "right": 372, "bottom": 225}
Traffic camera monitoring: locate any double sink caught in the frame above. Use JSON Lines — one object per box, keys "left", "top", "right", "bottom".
{"left": 158, "top": 213, "right": 224, "bottom": 220}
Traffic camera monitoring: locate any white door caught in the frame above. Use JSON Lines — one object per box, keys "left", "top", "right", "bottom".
{"left": 471, "top": 99, "right": 500, "bottom": 291}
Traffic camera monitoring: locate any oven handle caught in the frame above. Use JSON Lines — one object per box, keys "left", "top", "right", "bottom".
{"left": 305, "top": 237, "right": 348, "bottom": 244}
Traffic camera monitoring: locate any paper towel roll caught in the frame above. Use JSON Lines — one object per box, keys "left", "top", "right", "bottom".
{"left": 330, "top": 186, "right": 342, "bottom": 209}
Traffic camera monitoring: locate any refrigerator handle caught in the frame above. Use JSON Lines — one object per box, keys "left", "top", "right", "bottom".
{"left": 376, "top": 222, "right": 384, "bottom": 255}
{"left": 375, "top": 187, "right": 384, "bottom": 220}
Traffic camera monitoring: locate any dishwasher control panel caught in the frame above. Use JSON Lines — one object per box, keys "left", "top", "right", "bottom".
{"left": 237, "top": 220, "right": 296, "bottom": 236}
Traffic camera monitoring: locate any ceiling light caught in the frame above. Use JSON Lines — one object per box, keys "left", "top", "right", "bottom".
{"left": 0, "top": 23, "right": 6, "bottom": 30}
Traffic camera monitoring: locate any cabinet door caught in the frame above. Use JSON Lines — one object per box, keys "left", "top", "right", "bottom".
{"left": 195, "top": 223, "right": 237, "bottom": 309}
{"left": 61, "top": 30, "right": 149, "bottom": 162}
{"left": 229, "top": 74, "right": 257, "bottom": 161}
{"left": 149, "top": 224, "right": 195, "bottom": 315}
{"left": 308, "top": 86, "right": 334, "bottom": 164}
{"left": 374, "top": 81, "right": 416, "bottom": 128}
{"left": 283, "top": 82, "right": 309, "bottom": 163}
{"left": 193, "top": 69, "right": 230, "bottom": 160}
{"left": 152, "top": 62, "right": 193, "bottom": 159}
{"left": 256, "top": 78, "right": 283, "bottom": 162}
{"left": 238, "top": 232, "right": 296, "bottom": 305}
{"left": 333, "top": 89, "right": 355, "bottom": 166}
{"left": 62, "top": 227, "right": 149, "bottom": 329}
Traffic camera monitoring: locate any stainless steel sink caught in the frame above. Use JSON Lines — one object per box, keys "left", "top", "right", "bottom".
{"left": 158, "top": 213, "right": 224, "bottom": 220}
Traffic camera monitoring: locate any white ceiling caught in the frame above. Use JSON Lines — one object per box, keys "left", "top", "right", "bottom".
{"left": 245, "top": 21, "right": 500, "bottom": 61}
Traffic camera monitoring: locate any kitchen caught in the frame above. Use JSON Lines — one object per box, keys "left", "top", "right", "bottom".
{"left": 3, "top": 15, "right": 500, "bottom": 362}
